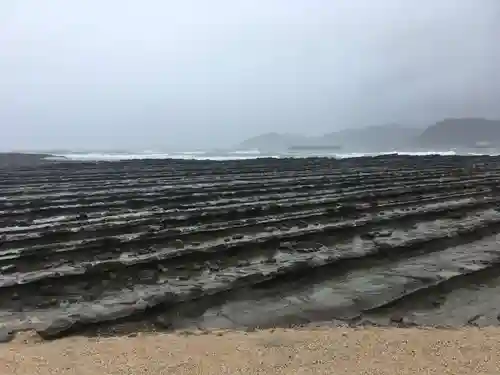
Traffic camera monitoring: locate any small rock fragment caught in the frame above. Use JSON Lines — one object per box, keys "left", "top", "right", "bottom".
{"left": 173, "top": 239, "right": 184, "bottom": 249}
{"left": 297, "top": 221, "right": 309, "bottom": 228}
{"left": 0, "top": 264, "right": 16, "bottom": 273}
{"left": 279, "top": 241, "right": 294, "bottom": 250}
{"left": 155, "top": 315, "right": 173, "bottom": 329}
{"left": 78, "top": 213, "right": 89, "bottom": 220}
{"left": 264, "top": 258, "right": 277, "bottom": 264}
{"left": 157, "top": 264, "right": 168, "bottom": 272}
{"left": 389, "top": 314, "right": 404, "bottom": 324}
{"left": 360, "top": 233, "right": 376, "bottom": 240}
{"left": 37, "top": 317, "right": 77, "bottom": 340}
{"left": 0, "top": 328, "right": 14, "bottom": 343}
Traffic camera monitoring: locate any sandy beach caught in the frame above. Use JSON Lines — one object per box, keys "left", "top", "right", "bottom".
{"left": 2, "top": 327, "right": 499, "bottom": 374}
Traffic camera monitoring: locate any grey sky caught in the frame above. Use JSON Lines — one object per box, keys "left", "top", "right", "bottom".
{"left": 1, "top": 0, "right": 499, "bottom": 151}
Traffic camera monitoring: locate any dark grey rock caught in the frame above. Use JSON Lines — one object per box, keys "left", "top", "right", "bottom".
{"left": 156, "top": 315, "right": 173, "bottom": 329}
{"left": 0, "top": 264, "right": 16, "bottom": 273}
{"left": 279, "top": 241, "right": 295, "bottom": 250}
{"left": 297, "top": 221, "right": 309, "bottom": 228}
{"left": 173, "top": 239, "right": 184, "bottom": 249}
{"left": 0, "top": 328, "right": 14, "bottom": 343}
{"left": 296, "top": 248, "right": 313, "bottom": 253}
{"left": 389, "top": 314, "right": 404, "bottom": 324}
{"left": 37, "top": 317, "right": 78, "bottom": 340}
{"left": 138, "top": 269, "right": 158, "bottom": 282}
{"left": 360, "top": 232, "right": 376, "bottom": 240}
{"left": 157, "top": 264, "right": 168, "bottom": 272}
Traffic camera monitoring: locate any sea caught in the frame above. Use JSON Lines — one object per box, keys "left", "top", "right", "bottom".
{"left": 44, "top": 149, "right": 499, "bottom": 162}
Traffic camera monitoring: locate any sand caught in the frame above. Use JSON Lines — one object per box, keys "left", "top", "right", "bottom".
{"left": 2, "top": 327, "right": 499, "bottom": 374}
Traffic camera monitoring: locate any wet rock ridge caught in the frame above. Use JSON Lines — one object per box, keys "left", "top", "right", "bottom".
{"left": 1, "top": 155, "right": 500, "bottom": 340}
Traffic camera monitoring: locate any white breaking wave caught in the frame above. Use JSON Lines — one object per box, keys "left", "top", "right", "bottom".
{"left": 47, "top": 152, "right": 280, "bottom": 161}
{"left": 228, "top": 149, "right": 261, "bottom": 155}
{"left": 45, "top": 149, "right": 498, "bottom": 162}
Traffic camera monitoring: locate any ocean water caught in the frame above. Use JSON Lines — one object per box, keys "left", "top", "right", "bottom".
{"left": 44, "top": 149, "right": 497, "bottom": 162}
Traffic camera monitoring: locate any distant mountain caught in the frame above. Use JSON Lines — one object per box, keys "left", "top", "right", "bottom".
{"left": 238, "top": 125, "right": 422, "bottom": 153}
{"left": 322, "top": 124, "right": 422, "bottom": 152}
{"left": 418, "top": 118, "right": 500, "bottom": 148}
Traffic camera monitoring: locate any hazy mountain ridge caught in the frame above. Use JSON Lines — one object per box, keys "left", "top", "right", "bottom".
{"left": 239, "top": 119, "right": 500, "bottom": 152}
{"left": 418, "top": 118, "right": 500, "bottom": 148}
{"left": 238, "top": 124, "right": 423, "bottom": 152}
{"left": 322, "top": 124, "right": 422, "bottom": 152}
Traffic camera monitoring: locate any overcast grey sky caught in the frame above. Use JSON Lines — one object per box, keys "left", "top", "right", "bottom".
{"left": 1, "top": 0, "right": 499, "bottom": 151}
